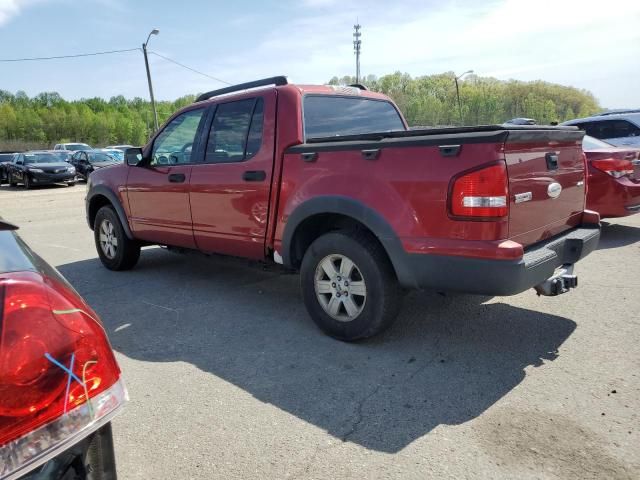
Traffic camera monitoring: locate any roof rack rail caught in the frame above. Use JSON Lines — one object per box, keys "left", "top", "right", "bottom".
{"left": 348, "top": 83, "right": 368, "bottom": 90}
{"left": 196, "top": 76, "right": 288, "bottom": 102}
{"left": 596, "top": 108, "right": 640, "bottom": 116}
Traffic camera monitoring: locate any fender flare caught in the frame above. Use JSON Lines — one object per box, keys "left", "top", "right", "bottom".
{"left": 281, "top": 195, "right": 414, "bottom": 285}
{"left": 86, "top": 185, "right": 134, "bottom": 239}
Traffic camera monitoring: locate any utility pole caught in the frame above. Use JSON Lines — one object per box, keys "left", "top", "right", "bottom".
{"left": 142, "top": 29, "right": 160, "bottom": 131}
{"left": 454, "top": 70, "right": 473, "bottom": 125}
{"left": 353, "top": 23, "right": 361, "bottom": 83}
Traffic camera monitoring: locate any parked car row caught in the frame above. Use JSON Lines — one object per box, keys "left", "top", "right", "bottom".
{"left": 0, "top": 146, "right": 131, "bottom": 188}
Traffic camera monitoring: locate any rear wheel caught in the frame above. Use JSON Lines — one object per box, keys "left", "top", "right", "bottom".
{"left": 94, "top": 205, "right": 140, "bottom": 270}
{"left": 300, "top": 230, "right": 402, "bottom": 341}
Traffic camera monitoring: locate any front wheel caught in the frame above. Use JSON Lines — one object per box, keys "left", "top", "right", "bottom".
{"left": 94, "top": 205, "right": 140, "bottom": 270}
{"left": 23, "top": 175, "right": 30, "bottom": 189}
{"left": 300, "top": 231, "right": 402, "bottom": 341}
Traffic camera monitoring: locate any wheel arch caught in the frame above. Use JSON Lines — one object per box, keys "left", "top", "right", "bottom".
{"left": 281, "top": 196, "right": 412, "bottom": 284}
{"left": 87, "top": 186, "right": 134, "bottom": 239}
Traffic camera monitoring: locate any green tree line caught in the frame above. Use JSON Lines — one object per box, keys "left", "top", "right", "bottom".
{"left": 329, "top": 72, "right": 601, "bottom": 126}
{"left": 0, "top": 90, "right": 196, "bottom": 149}
{"left": 0, "top": 72, "right": 601, "bottom": 149}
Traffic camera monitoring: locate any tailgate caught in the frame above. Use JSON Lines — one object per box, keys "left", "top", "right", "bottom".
{"left": 505, "top": 129, "right": 586, "bottom": 247}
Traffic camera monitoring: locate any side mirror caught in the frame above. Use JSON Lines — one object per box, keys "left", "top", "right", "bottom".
{"left": 125, "top": 147, "right": 143, "bottom": 166}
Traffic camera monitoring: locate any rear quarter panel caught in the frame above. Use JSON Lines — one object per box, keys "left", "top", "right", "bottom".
{"left": 274, "top": 141, "right": 509, "bottom": 255}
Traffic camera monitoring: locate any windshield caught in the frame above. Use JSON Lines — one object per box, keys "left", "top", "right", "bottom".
{"left": 102, "top": 150, "right": 124, "bottom": 161}
{"left": 303, "top": 95, "right": 405, "bottom": 138}
{"left": 88, "top": 152, "right": 116, "bottom": 163}
{"left": 583, "top": 135, "right": 613, "bottom": 149}
{"left": 66, "top": 143, "right": 91, "bottom": 151}
{"left": 23, "top": 153, "right": 59, "bottom": 164}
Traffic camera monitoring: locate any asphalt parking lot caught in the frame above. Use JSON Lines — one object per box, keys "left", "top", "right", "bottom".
{"left": 1, "top": 183, "right": 639, "bottom": 479}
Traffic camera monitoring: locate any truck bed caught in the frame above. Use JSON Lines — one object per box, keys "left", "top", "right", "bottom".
{"left": 284, "top": 124, "right": 586, "bottom": 249}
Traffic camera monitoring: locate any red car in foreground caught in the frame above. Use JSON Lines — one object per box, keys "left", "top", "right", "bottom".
{"left": 583, "top": 135, "right": 640, "bottom": 218}
{"left": 0, "top": 219, "right": 126, "bottom": 479}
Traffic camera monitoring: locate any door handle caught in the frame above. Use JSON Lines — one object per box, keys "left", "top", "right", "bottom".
{"left": 301, "top": 152, "right": 318, "bottom": 162}
{"left": 242, "top": 170, "right": 266, "bottom": 182}
{"left": 361, "top": 149, "right": 380, "bottom": 160}
{"left": 168, "top": 173, "right": 186, "bottom": 183}
{"left": 545, "top": 153, "right": 559, "bottom": 170}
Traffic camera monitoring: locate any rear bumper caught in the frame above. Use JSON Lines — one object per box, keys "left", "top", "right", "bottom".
{"left": 395, "top": 225, "right": 600, "bottom": 295}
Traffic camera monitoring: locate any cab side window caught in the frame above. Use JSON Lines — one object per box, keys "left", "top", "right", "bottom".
{"left": 204, "top": 98, "right": 264, "bottom": 163}
{"left": 151, "top": 108, "right": 205, "bottom": 166}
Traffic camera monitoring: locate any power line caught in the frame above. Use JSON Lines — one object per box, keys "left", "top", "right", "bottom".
{"left": 0, "top": 48, "right": 141, "bottom": 63}
{"left": 148, "top": 51, "right": 230, "bottom": 85}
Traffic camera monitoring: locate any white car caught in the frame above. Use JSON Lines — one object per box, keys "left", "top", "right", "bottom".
{"left": 53, "top": 142, "right": 93, "bottom": 151}
{"left": 562, "top": 111, "right": 640, "bottom": 147}
{"left": 105, "top": 144, "right": 134, "bottom": 151}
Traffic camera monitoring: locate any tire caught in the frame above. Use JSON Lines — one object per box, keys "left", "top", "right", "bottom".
{"left": 82, "top": 423, "right": 117, "bottom": 480}
{"left": 94, "top": 205, "right": 140, "bottom": 270}
{"left": 67, "top": 181, "right": 76, "bottom": 187}
{"left": 23, "top": 175, "right": 30, "bottom": 189}
{"left": 300, "top": 230, "right": 402, "bottom": 341}
{"left": 9, "top": 174, "right": 17, "bottom": 187}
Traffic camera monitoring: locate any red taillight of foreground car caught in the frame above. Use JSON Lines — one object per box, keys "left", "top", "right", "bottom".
{"left": 0, "top": 271, "right": 126, "bottom": 479}
{"left": 591, "top": 158, "right": 635, "bottom": 179}
{"left": 450, "top": 163, "right": 509, "bottom": 218}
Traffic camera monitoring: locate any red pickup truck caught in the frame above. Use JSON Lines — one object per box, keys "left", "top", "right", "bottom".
{"left": 86, "top": 76, "right": 600, "bottom": 341}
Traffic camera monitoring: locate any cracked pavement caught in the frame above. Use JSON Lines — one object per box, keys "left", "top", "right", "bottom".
{"left": 2, "top": 184, "right": 639, "bottom": 479}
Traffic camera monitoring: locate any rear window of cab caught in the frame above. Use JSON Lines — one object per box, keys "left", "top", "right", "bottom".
{"left": 303, "top": 95, "right": 405, "bottom": 139}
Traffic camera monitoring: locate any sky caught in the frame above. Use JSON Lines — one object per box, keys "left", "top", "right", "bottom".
{"left": 0, "top": 0, "right": 638, "bottom": 108}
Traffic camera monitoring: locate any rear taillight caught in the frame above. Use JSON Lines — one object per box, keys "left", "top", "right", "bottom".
{"left": 450, "top": 163, "right": 509, "bottom": 218}
{"left": 0, "top": 272, "right": 126, "bottom": 479}
{"left": 592, "top": 157, "right": 634, "bottom": 178}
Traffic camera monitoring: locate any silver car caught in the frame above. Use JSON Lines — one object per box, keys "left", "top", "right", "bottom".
{"left": 562, "top": 111, "right": 640, "bottom": 147}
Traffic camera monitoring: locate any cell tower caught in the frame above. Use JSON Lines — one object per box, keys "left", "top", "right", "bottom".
{"left": 353, "top": 23, "right": 361, "bottom": 83}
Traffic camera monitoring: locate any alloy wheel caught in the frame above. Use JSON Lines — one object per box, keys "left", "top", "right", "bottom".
{"left": 99, "top": 219, "right": 118, "bottom": 259}
{"left": 314, "top": 254, "right": 367, "bottom": 322}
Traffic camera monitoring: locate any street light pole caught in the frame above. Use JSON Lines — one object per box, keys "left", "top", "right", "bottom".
{"left": 142, "top": 29, "right": 160, "bottom": 131}
{"left": 454, "top": 70, "right": 473, "bottom": 126}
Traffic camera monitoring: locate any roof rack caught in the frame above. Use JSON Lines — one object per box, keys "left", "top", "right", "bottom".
{"left": 348, "top": 83, "right": 368, "bottom": 90}
{"left": 196, "top": 76, "right": 288, "bottom": 102}
{"left": 596, "top": 109, "right": 640, "bottom": 116}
